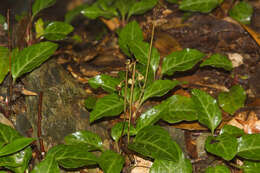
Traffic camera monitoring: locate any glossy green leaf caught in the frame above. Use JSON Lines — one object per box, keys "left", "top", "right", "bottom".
{"left": 88, "top": 74, "right": 121, "bottom": 93}
{"left": 98, "top": 150, "right": 124, "bottom": 173}
{"left": 205, "top": 134, "right": 238, "bottom": 161}
{"left": 191, "top": 89, "right": 222, "bottom": 133}
{"left": 43, "top": 21, "right": 74, "bottom": 41}
{"left": 0, "top": 147, "right": 32, "bottom": 168}
{"left": 127, "top": 0, "right": 158, "bottom": 19}
{"left": 150, "top": 154, "right": 192, "bottom": 173}
{"left": 81, "top": 2, "right": 118, "bottom": 19}
{"left": 31, "top": 156, "right": 59, "bottom": 173}
{"left": 118, "top": 20, "right": 143, "bottom": 56}
{"left": 32, "top": 0, "right": 56, "bottom": 18}
{"left": 64, "top": 130, "right": 103, "bottom": 151}
{"left": 237, "top": 134, "right": 260, "bottom": 160}
{"left": 111, "top": 122, "right": 137, "bottom": 142}
{"left": 200, "top": 53, "right": 233, "bottom": 71}
{"left": 141, "top": 80, "right": 180, "bottom": 104}
{"left": 65, "top": 3, "right": 89, "bottom": 23}
{"left": 229, "top": 1, "right": 253, "bottom": 25}
{"left": 90, "top": 94, "right": 124, "bottom": 123}
{"left": 162, "top": 95, "right": 198, "bottom": 124}
{"left": 219, "top": 124, "right": 244, "bottom": 137}
{"left": 129, "top": 40, "right": 160, "bottom": 75}
{"left": 205, "top": 165, "right": 230, "bottom": 173}
{"left": 242, "top": 160, "right": 260, "bottom": 173}
{"left": 162, "top": 48, "right": 205, "bottom": 76}
{"left": 0, "top": 46, "right": 9, "bottom": 84}
{"left": 84, "top": 96, "right": 97, "bottom": 110}
{"left": 4, "top": 147, "right": 32, "bottom": 173}
{"left": 0, "top": 137, "right": 35, "bottom": 157}
{"left": 218, "top": 85, "right": 246, "bottom": 115}
{"left": 35, "top": 18, "right": 44, "bottom": 39}
{"left": 0, "top": 123, "right": 22, "bottom": 143}
{"left": 129, "top": 126, "right": 183, "bottom": 162}
{"left": 136, "top": 102, "right": 168, "bottom": 132}
{"left": 54, "top": 145, "right": 98, "bottom": 169}
{"left": 11, "top": 42, "right": 58, "bottom": 82}
{"left": 179, "top": 0, "right": 223, "bottom": 13}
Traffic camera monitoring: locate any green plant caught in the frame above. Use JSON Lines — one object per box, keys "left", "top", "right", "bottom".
{"left": 0, "top": 0, "right": 257, "bottom": 172}
{"left": 79, "top": 0, "right": 158, "bottom": 24}
{"left": 0, "top": 0, "right": 73, "bottom": 84}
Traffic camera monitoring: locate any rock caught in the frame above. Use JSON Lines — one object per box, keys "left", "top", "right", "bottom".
{"left": 21, "top": 59, "right": 110, "bottom": 151}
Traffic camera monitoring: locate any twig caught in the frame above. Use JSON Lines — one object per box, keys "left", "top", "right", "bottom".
{"left": 128, "top": 62, "right": 136, "bottom": 144}
{"left": 37, "top": 91, "right": 45, "bottom": 159}
{"left": 6, "top": 9, "right": 12, "bottom": 118}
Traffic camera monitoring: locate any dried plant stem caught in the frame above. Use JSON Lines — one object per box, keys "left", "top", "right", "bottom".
{"left": 128, "top": 62, "right": 136, "bottom": 144}
{"left": 37, "top": 92, "right": 45, "bottom": 159}
{"left": 135, "top": 22, "right": 155, "bottom": 113}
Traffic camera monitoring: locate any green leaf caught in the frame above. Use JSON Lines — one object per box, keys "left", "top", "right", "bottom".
{"left": 162, "top": 48, "right": 205, "bottom": 76}
{"left": 121, "top": 86, "right": 140, "bottom": 103}
{"left": 98, "top": 150, "right": 124, "bottom": 173}
{"left": 81, "top": 2, "right": 118, "bottom": 19}
{"left": 4, "top": 147, "right": 32, "bottom": 173}
{"left": 0, "top": 14, "right": 6, "bottom": 25}
{"left": 205, "top": 134, "right": 238, "bottom": 161}
{"left": 179, "top": 0, "right": 223, "bottom": 13}
{"left": 0, "top": 147, "right": 32, "bottom": 168}
{"left": 219, "top": 124, "right": 244, "bottom": 137}
{"left": 11, "top": 41, "right": 58, "bottom": 82}
{"left": 84, "top": 96, "right": 97, "bottom": 110}
{"left": 31, "top": 156, "right": 60, "bottom": 173}
{"left": 200, "top": 53, "right": 233, "bottom": 71}
{"left": 166, "top": 0, "right": 178, "bottom": 3}
{"left": 141, "top": 80, "right": 180, "bottom": 104}
{"left": 136, "top": 63, "right": 154, "bottom": 86}
{"left": 88, "top": 74, "right": 121, "bottom": 93}
{"left": 0, "top": 137, "right": 35, "bottom": 157}
{"left": 43, "top": 21, "right": 74, "bottom": 41}
{"left": 218, "top": 85, "right": 246, "bottom": 115}
{"left": 111, "top": 122, "right": 137, "bottom": 142}
{"left": 35, "top": 18, "right": 45, "bottom": 39}
{"left": 0, "top": 123, "right": 22, "bottom": 143}
{"left": 205, "top": 165, "right": 230, "bottom": 173}
{"left": 237, "top": 134, "right": 260, "bottom": 160}
{"left": 115, "top": 0, "right": 135, "bottom": 19}
{"left": 128, "top": 126, "right": 183, "bottom": 162}
{"left": 65, "top": 3, "right": 89, "bottom": 23}
{"left": 162, "top": 95, "right": 198, "bottom": 124}
{"left": 150, "top": 156, "right": 192, "bottom": 173}
{"left": 127, "top": 0, "right": 158, "bottom": 19}
{"left": 136, "top": 102, "right": 168, "bottom": 132}
{"left": 229, "top": 1, "right": 253, "bottom": 25}
{"left": 32, "top": 0, "right": 56, "bottom": 18}
{"left": 191, "top": 89, "right": 222, "bottom": 133}
{"left": 54, "top": 145, "right": 98, "bottom": 169}
{"left": 129, "top": 40, "right": 160, "bottom": 75}
{"left": 242, "top": 160, "right": 260, "bottom": 173}
{"left": 90, "top": 94, "right": 124, "bottom": 123}
{"left": 0, "top": 46, "right": 9, "bottom": 84}
{"left": 64, "top": 130, "right": 103, "bottom": 151}
{"left": 118, "top": 20, "right": 143, "bottom": 56}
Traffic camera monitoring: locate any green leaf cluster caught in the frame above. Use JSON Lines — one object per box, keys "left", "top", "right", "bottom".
{"left": 0, "top": 123, "right": 34, "bottom": 173}
{"left": 81, "top": 0, "right": 158, "bottom": 21}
